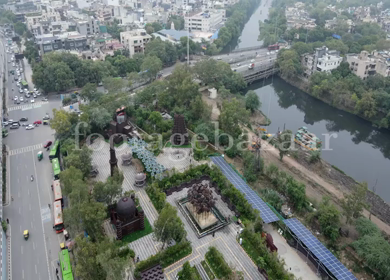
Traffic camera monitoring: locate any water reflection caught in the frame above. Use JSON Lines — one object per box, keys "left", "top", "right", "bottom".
{"left": 248, "top": 77, "right": 390, "bottom": 201}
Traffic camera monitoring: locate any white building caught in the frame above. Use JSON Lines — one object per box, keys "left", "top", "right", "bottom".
{"left": 184, "top": 9, "right": 225, "bottom": 32}
{"left": 120, "top": 29, "right": 151, "bottom": 57}
{"left": 301, "top": 46, "right": 342, "bottom": 77}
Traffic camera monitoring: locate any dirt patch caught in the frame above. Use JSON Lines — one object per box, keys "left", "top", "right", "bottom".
{"left": 249, "top": 109, "right": 269, "bottom": 127}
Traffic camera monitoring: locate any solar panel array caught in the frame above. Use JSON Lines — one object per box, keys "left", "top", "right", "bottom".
{"left": 284, "top": 218, "right": 357, "bottom": 280}
{"left": 210, "top": 156, "right": 279, "bottom": 224}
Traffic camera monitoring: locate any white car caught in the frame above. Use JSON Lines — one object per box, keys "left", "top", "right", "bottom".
{"left": 236, "top": 63, "right": 241, "bottom": 66}
{"left": 20, "top": 97, "right": 24, "bottom": 102}
{"left": 24, "top": 88, "right": 28, "bottom": 93}
{"left": 42, "top": 98, "right": 48, "bottom": 102}
{"left": 267, "top": 52, "right": 270, "bottom": 55}
{"left": 17, "top": 72, "right": 21, "bottom": 76}
{"left": 33, "top": 87, "right": 37, "bottom": 91}
{"left": 217, "top": 57, "right": 222, "bottom": 60}
{"left": 270, "top": 51, "right": 275, "bottom": 55}
{"left": 26, "top": 124, "right": 34, "bottom": 130}
{"left": 36, "top": 92, "right": 41, "bottom": 96}
{"left": 13, "top": 96, "right": 17, "bottom": 101}
{"left": 250, "top": 59, "right": 255, "bottom": 63}
{"left": 30, "top": 99, "right": 35, "bottom": 103}
{"left": 12, "top": 63, "right": 15, "bottom": 67}
{"left": 19, "top": 89, "right": 23, "bottom": 93}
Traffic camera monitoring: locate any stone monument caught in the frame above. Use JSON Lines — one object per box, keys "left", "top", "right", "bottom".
{"left": 171, "top": 114, "right": 189, "bottom": 146}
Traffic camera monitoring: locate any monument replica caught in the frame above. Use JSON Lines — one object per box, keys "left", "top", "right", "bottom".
{"left": 110, "top": 194, "right": 145, "bottom": 240}
{"left": 186, "top": 182, "right": 218, "bottom": 230}
{"left": 109, "top": 147, "right": 118, "bottom": 177}
{"left": 171, "top": 114, "right": 189, "bottom": 146}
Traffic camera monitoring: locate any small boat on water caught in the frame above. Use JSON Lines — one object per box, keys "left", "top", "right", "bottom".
{"left": 294, "top": 126, "right": 322, "bottom": 151}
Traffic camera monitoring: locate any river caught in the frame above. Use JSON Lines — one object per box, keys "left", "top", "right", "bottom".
{"left": 233, "top": 1, "right": 390, "bottom": 202}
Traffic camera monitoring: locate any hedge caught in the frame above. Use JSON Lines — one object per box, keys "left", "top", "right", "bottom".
{"left": 134, "top": 241, "right": 192, "bottom": 278}
{"left": 205, "top": 247, "right": 232, "bottom": 278}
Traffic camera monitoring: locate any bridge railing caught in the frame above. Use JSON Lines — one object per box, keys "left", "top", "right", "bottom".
{"left": 231, "top": 45, "right": 264, "bottom": 53}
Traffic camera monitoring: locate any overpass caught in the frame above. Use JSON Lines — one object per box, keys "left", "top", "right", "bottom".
{"left": 240, "top": 62, "right": 279, "bottom": 84}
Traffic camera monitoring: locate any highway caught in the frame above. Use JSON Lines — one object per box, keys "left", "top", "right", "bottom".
{"left": 1, "top": 35, "right": 64, "bottom": 280}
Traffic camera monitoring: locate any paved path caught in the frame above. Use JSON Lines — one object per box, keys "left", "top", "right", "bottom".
{"left": 8, "top": 101, "right": 48, "bottom": 112}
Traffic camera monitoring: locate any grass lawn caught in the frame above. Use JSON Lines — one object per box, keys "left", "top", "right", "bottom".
{"left": 165, "top": 142, "right": 193, "bottom": 148}
{"left": 201, "top": 260, "right": 216, "bottom": 280}
{"left": 121, "top": 215, "right": 153, "bottom": 244}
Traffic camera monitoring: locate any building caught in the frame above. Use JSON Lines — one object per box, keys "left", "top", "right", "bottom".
{"left": 324, "top": 17, "right": 355, "bottom": 33}
{"left": 184, "top": 9, "right": 225, "bottom": 32}
{"left": 346, "top": 51, "right": 377, "bottom": 79}
{"left": 346, "top": 50, "right": 390, "bottom": 79}
{"left": 76, "top": 17, "right": 100, "bottom": 36}
{"left": 301, "top": 46, "right": 342, "bottom": 77}
{"left": 152, "top": 29, "right": 194, "bottom": 44}
{"left": 120, "top": 29, "right": 151, "bottom": 57}
{"left": 35, "top": 31, "right": 87, "bottom": 54}
{"left": 96, "top": 8, "right": 112, "bottom": 23}
{"left": 285, "top": 6, "right": 317, "bottom": 30}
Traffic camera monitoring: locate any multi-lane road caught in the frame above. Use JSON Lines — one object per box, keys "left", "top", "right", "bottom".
{"left": 1, "top": 36, "right": 64, "bottom": 280}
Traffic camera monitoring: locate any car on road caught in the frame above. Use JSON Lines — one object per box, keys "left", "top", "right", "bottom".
{"left": 36, "top": 91, "right": 41, "bottom": 96}
{"left": 34, "top": 120, "right": 42, "bottom": 125}
{"left": 12, "top": 63, "right": 15, "bottom": 67}
{"left": 25, "top": 94, "right": 30, "bottom": 98}
{"left": 13, "top": 96, "right": 18, "bottom": 101}
{"left": 33, "top": 87, "right": 37, "bottom": 91}
{"left": 217, "top": 57, "right": 222, "bottom": 60}
{"left": 8, "top": 119, "right": 13, "bottom": 123}
{"left": 10, "top": 124, "right": 19, "bottom": 129}
{"left": 236, "top": 63, "right": 241, "bottom": 66}
{"left": 43, "top": 115, "right": 50, "bottom": 120}
{"left": 31, "top": 99, "right": 35, "bottom": 103}
{"left": 24, "top": 88, "right": 28, "bottom": 93}
{"left": 250, "top": 59, "right": 255, "bottom": 63}
{"left": 42, "top": 97, "right": 48, "bottom": 102}
{"left": 2, "top": 121, "right": 8, "bottom": 127}
{"left": 33, "top": 94, "right": 37, "bottom": 98}
{"left": 17, "top": 72, "right": 21, "bottom": 76}
{"left": 270, "top": 51, "right": 275, "bottom": 54}
{"left": 43, "top": 140, "right": 52, "bottom": 148}
{"left": 267, "top": 52, "right": 270, "bottom": 55}
{"left": 20, "top": 97, "right": 24, "bottom": 102}
{"left": 20, "top": 117, "right": 28, "bottom": 122}
{"left": 16, "top": 100, "right": 20, "bottom": 104}
{"left": 26, "top": 124, "right": 34, "bottom": 130}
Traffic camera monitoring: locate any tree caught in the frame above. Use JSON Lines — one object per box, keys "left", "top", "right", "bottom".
{"left": 178, "top": 261, "right": 200, "bottom": 280}
{"left": 81, "top": 83, "right": 101, "bottom": 102}
{"left": 145, "top": 39, "right": 178, "bottom": 66}
{"left": 93, "top": 168, "right": 124, "bottom": 205}
{"left": 341, "top": 182, "right": 368, "bottom": 224}
{"left": 107, "top": 19, "right": 123, "bottom": 39}
{"left": 59, "top": 166, "right": 84, "bottom": 195}
{"left": 242, "top": 150, "right": 263, "bottom": 182}
{"left": 74, "top": 236, "right": 106, "bottom": 280}
{"left": 316, "top": 197, "right": 341, "bottom": 243}
{"left": 355, "top": 92, "right": 377, "bottom": 119}
{"left": 167, "top": 15, "right": 185, "bottom": 30}
{"left": 79, "top": 200, "right": 107, "bottom": 241}
{"left": 354, "top": 217, "right": 380, "bottom": 236}
{"left": 277, "top": 49, "right": 302, "bottom": 79}
{"left": 153, "top": 203, "right": 186, "bottom": 249}
{"left": 89, "top": 107, "right": 112, "bottom": 130}
{"left": 245, "top": 91, "right": 261, "bottom": 113}
{"left": 32, "top": 61, "right": 75, "bottom": 92}
{"left": 219, "top": 98, "right": 250, "bottom": 139}
{"left": 102, "top": 77, "right": 125, "bottom": 93}
{"left": 277, "top": 129, "right": 293, "bottom": 161}
{"left": 50, "top": 109, "right": 72, "bottom": 137}
{"left": 141, "top": 55, "right": 162, "bottom": 80}
{"left": 14, "top": 22, "right": 27, "bottom": 35}
{"left": 64, "top": 146, "right": 92, "bottom": 178}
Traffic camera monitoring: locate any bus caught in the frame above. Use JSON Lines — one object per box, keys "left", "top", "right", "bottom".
{"left": 21, "top": 80, "right": 28, "bottom": 89}
{"left": 268, "top": 44, "right": 280, "bottom": 51}
{"left": 53, "top": 200, "right": 64, "bottom": 233}
{"left": 52, "top": 158, "right": 60, "bottom": 180}
{"left": 49, "top": 140, "right": 60, "bottom": 160}
{"left": 59, "top": 247, "right": 74, "bottom": 280}
{"left": 53, "top": 180, "right": 63, "bottom": 205}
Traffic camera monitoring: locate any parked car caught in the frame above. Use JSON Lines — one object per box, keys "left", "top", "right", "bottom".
{"left": 34, "top": 120, "right": 42, "bottom": 125}
{"left": 26, "top": 124, "right": 34, "bottom": 130}
{"left": 31, "top": 99, "right": 35, "bottom": 103}
{"left": 20, "top": 97, "right": 24, "bottom": 102}
{"left": 42, "top": 98, "right": 48, "bottom": 102}
{"left": 19, "top": 117, "right": 28, "bottom": 122}
{"left": 10, "top": 124, "right": 19, "bottom": 129}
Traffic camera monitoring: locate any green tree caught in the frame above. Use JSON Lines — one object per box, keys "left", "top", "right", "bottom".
{"left": 102, "top": 77, "right": 125, "bottom": 93}
{"left": 341, "top": 182, "right": 368, "bottom": 224}
{"left": 219, "top": 98, "right": 250, "bottom": 138}
{"left": 59, "top": 166, "right": 84, "bottom": 195}
{"left": 50, "top": 109, "right": 72, "bottom": 137}
{"left": 145, "top": 38, "right": 177, "bottom": 65}
{"left": 245, "top": 90, "right": 260, "bottom": 113}
{"left": 354, "top": 217, "right": 380, "bottom": 236}
{"left": 14, "top": 22, "right": 27, "bottom": 35}
{"left": 79, "top": 200, "right": 107, "bottom": 241}
{"left": 242, "top": 150, "right": 263, "bottom": 182}
{"left": 93, "top": 168, "right": 124, "bottom": 205}
{"left": 316, "top": 197, "right": 341, "bottom": 243}
{"left": 277, "top": 49, "right": 302, "bottom": 79}
{"left": 153, "top": 203, "right": 186, "bottom": 249}
{"left": 64, "top": 146, "right": 92, "bottom": 178}
{"left": 106, "top": 19, "right": 123, "bottom": 39}
{"left": 89, "top": 107, "right": 112, "bottom": 130}
{"left": 355, "top": 92, "right": 377, "bottom": 119}
{"left": 141, "top": 55, "right": 162, "bottom": 80}
{"left": 81, "top": 83, "right": 101, "bottom": 102}
{"left": 177, "top": 261, "right": 200, "bottom": 280}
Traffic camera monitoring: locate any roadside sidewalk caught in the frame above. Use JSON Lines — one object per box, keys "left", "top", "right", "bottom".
{"left": 3, "top": 146, "right": 10, "bottom": 207}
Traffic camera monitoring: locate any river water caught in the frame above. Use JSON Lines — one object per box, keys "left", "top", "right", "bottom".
{"left": 232, "top": 1, "right": 390, "bottom": 202}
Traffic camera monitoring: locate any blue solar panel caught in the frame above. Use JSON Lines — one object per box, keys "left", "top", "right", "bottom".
{"left": 210, "top": 156, "right": 279, "bottom": 224}
{"left": 284, "top": 218, "right": 357, "bottom": 280}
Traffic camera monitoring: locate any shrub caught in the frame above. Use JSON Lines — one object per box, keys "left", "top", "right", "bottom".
{"left": 205, "top": 247, "right": 232, "bottom": 279}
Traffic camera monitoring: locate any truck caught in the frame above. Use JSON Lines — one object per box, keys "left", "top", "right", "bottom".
{"left": 248, "top": 63, "right": 255, "bottom": 69}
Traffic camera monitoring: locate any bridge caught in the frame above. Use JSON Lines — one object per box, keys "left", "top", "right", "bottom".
{"left": 240, "top": 62, "right": 279, "bottom": 84}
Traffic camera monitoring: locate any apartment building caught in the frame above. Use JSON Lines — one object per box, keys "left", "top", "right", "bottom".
{"left": 301, "top": 46, "right": 342, "bottom": 77}
{"left": 346, "top": 51, "right": 377, "bottom": 79}
{"left": 184, "top": 9, "right": 225, "bottom": 32}
{"left": 120, "top": 29, "right": 151, "bottom": 57}
{"left": 35, "top": 31, "right": 87, "bottom": 54}
{"left": 325, "top": 17, "right": 355, "bottom": 33}
{"left": 76, "top": 16, "right": 100, "bottom": 36}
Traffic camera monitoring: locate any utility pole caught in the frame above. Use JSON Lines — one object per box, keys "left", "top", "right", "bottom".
{"left": 187, "top": 27, "right": 190, "bottom": 65}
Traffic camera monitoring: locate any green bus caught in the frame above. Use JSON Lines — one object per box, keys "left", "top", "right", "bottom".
{"left": 59, "top": 248, "right": 74, "bottom": 280}
{"left": 49, "top": 140, "right": 60, "bottom": 160}
{"left": 52, "top": 158, "right": 60, "bottom": 180}
{"left": 21, "top": 80, "right": 28, "bottom": 89}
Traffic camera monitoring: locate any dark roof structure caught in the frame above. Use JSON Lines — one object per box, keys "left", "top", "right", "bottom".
{"left": 116, "top": 197, "right": 136, "bottom": 219}
{"left": 171, "top": 114, "right": 188, "bottom": 145}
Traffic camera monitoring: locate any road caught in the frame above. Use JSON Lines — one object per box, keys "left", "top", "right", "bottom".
{"left": 1, "top": 34, "right": 64, "bottom": 280}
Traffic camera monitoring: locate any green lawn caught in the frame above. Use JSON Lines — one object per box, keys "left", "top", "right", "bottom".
{"left": 121, "top": 215, "right": 153, "bottom": 244}
{"left": 165, "top": 142, "right": 193, "bottom": 148}
{"left": 201, "top": 260, "right": 216, "bottom": 280}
